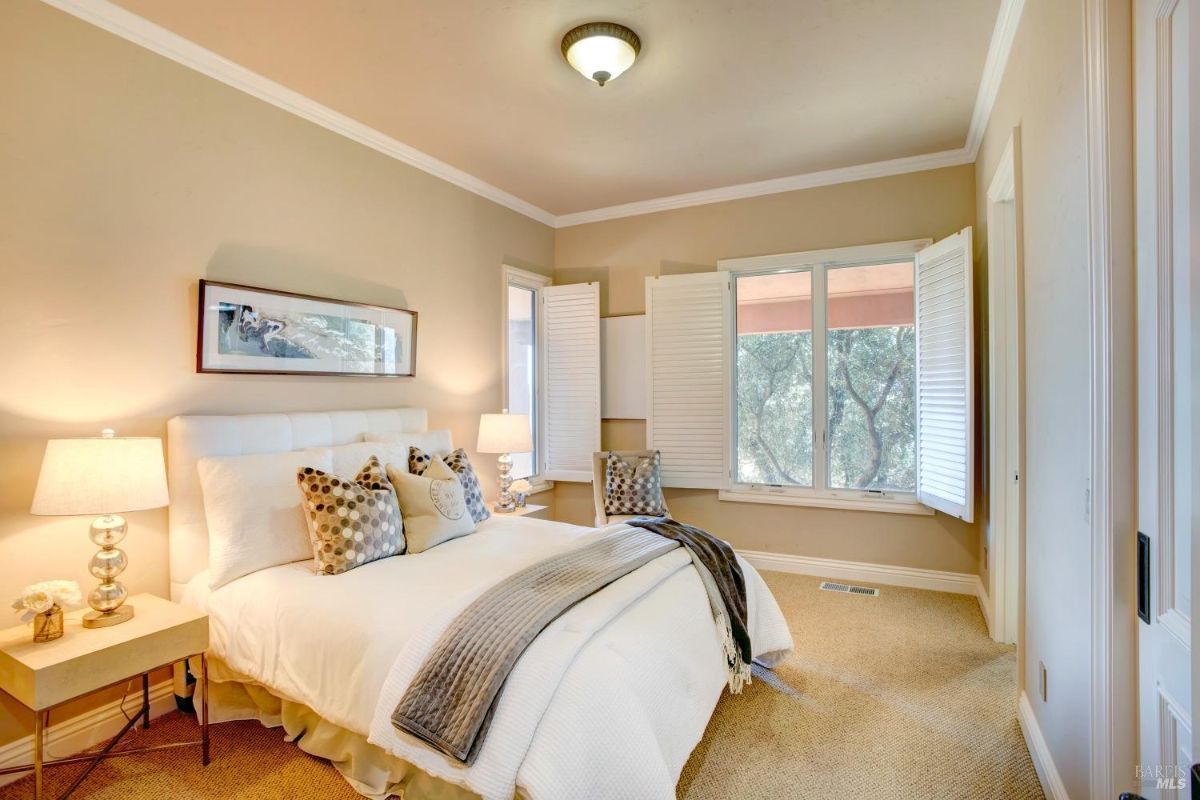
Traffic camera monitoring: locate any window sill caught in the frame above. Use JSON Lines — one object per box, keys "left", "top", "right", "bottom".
{"left": 717, "top": 488, "right": 934, "bottom": 516}
{"left": 526, "top": 479, "right": 555, "bottom": 496}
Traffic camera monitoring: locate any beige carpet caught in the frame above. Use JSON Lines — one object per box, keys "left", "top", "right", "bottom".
{"left": 0, "top": 572, "right": 1042, "bottom": 799}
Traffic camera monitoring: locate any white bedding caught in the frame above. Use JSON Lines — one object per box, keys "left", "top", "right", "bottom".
{"left": 185, "top": 514, "right": 793, "bottom": 800}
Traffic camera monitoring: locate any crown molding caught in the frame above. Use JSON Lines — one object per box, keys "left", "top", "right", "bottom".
{"left": 39, "top": 0, "right": 1024, "bottom": 230}
{"left": 554, "top": 148, "right": 973, "bottom": 228}
{"left": 38, "top": 0, "right": 558, "bottom": 227}
{"left": 964, "top": 0, "right": 1026, "bottom": 158}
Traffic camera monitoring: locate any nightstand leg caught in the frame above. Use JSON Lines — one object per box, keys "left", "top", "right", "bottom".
{"left": 33, "top": 710, "right": 44, "bottom": 800}
{"left": 141, "top": 673, "right": 150, "bottom": 729}
{"left": 200, "top": 653, "right": 209, "bottom": 766}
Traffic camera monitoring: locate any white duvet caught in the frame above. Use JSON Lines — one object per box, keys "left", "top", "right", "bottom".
{"left": 186, "top": 515, "right": 793, "bottom": 800}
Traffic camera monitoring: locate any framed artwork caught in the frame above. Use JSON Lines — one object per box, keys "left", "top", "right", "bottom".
{"left": 197, "top": 280, "right": 417, "bottom": 377}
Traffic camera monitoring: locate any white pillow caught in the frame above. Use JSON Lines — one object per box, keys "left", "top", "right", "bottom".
{"left": 363, "top": 429, "right": 454, "bottom": 458}
{"left": 387, "top": 457, "right": 475, "bottom": 554}
{"left": 199, "top": 448, "right": 332, "bottom": 589}
{"left": 308, "top": 442, "right": 411, "bottom": 478}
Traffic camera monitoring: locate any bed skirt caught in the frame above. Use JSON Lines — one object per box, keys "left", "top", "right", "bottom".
{"left": 193, "top": 657, "right": 491, "bottom": 800}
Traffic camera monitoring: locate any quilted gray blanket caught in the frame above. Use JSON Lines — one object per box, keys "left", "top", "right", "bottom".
{"left": 390, "top": 528, "right": 677, "bottom": 764}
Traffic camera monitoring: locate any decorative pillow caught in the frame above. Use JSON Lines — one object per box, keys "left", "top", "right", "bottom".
{"left": 363, "top": 429, "right": 454, "bottom": 458}
{"left": 296, "top": 456, "right": 405, "bottom": 575}
{"left": 386, "top": 457, "right": 475, "bottom": 554}
{"left": 198, "top": 448, "right": 332, "bottom": 590}
{"left": 409, "top": 446, "right": 490, "bottom": 523}
{"left": 604, "top": 451, "right": 667, "bottom": 516}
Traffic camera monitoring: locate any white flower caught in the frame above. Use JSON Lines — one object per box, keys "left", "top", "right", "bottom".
{"left": 12, "top": 580, "right": 82, "bottom": 623}
{"left": 510, "top": 479, "right": 533, "bottom": 494}
{"left": 20, "top": 588, "right": 53, "bottom": 615}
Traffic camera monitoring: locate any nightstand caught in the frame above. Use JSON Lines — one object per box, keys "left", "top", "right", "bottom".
{"left": 492, "top": 503, "right": 549, "bottom": 519}
{"left": 0, "top": 593, "right": 209, "bottom": 799}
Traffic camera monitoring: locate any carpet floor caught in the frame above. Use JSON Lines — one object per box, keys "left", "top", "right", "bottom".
{"left": 0, "top": 572, "right": 1043, "bottom": 799}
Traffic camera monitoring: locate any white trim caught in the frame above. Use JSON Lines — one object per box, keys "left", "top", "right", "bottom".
{"left": 738, "top": 549, "right": 978, "bottom": 596}
{"left": 0, "top": 680, "right": 176, "bottom": 788}
{"left": 964, "top": 0, "right": 1028, "bottom": 158}
{"left": 717, "top": 238, "right": 932, "bottom": 272}
{"left": 1018, "top": 692, "right": 1071, "bottom": 800}
{"left": 719, "top": 488, "right": 933, "bottom": 516}
{"left": 986, "top": 132, "right": 1021, "bottom": 645}
{"left": 556, "top": 150, "right": 972, "bottom": 228}
{"left": 38, "top": 0, "right": 558, "bottom": 227}
{"left": 43, "top": 0, "right": 1027, "bottom": 230}
{"left": 976, "top": 577, "right": 995, "bottom": 638}
{"left": 1083, "top": 0, "right": 1137, "bottom": 795}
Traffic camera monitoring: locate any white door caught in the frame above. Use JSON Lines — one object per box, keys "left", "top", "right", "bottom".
{"left": 1135, "top": 0, "right": 1194, "bottom": 796}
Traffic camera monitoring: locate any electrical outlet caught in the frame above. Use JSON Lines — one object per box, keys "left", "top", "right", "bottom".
{"left": 1038, "top": 661, "right": 1048, "bottom": 702}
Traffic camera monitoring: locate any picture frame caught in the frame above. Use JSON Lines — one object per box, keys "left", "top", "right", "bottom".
{"left": 196, "top": 280, "right": 417, "bottom": 377}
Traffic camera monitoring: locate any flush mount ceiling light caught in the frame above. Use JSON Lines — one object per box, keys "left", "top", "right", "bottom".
{"left": 561, "top": 22, "right": 641, "bottom": 87}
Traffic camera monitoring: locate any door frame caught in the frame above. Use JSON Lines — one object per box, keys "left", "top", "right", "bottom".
{"left": 986, "top": 131, "right": 1022, "bottom": 646}
{"left": 1084, "top": 0, "right": 1138, "bottom": 796}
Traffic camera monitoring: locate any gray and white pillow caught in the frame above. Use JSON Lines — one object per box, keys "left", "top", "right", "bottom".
{"left": 604, "top": 451, "right": 667, "bottom": 516}
{"left": 409, "top": 446, "right": 490, "bottom": 523}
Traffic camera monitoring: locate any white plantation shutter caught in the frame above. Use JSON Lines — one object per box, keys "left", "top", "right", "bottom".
{"left": 645, "top": 272, "right": 731, "bottom": 489}
{"left": 540, "top": 283, "right": 600, "bottom": 481}
{"left": 915, "top": 227, "right": 974, "bottom": 521}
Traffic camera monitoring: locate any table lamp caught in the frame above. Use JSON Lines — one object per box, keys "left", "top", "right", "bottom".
{"left": 30, "top": 429, "right": 169, "bottom": 628}
{"left": 476, "top": 412, "right": 533, "bottom": 512}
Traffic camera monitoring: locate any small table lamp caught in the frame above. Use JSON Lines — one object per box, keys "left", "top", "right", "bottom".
{"left": 30, "top": 429, "right": 169, "bottom": 628}
{"left": 476, "top": 412, "right": 533, "bottom": 512}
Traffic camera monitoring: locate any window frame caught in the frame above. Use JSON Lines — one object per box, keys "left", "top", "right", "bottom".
{"left": 500, "top": 265, "right": 553, "bottom": 495}
{"left": 718, "top": 239, "right": 933, "bottom": 516}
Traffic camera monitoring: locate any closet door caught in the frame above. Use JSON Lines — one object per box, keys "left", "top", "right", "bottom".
{"left": 539, "top": 283, "right": 600, "bottom": 481}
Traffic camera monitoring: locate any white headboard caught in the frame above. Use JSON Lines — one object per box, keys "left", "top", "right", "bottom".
{"left": 166, "top": 408, "right": 428, "bottom": 599}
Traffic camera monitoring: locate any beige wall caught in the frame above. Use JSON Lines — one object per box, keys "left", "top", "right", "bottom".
{"left": 973, "top": 0, "right": 1131, "bottom": 795}
{"left": 553, "top": 165, "right": 981, "bottom": 575}
{"left": 0, "top": 0, "right": 554, "bottom": 744}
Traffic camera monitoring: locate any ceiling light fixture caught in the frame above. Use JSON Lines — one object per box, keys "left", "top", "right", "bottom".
{"left": 561, "top": 22, "right": 641, "bottom": 87}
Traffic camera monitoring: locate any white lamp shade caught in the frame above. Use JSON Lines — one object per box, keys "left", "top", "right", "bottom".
{"left": 476, "top": 413, "right": 533, "bottom": 454}
{"left": 31, "top": 435, "right": 169, "bottom": 516}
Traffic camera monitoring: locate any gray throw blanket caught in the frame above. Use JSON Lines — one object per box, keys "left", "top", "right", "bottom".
{"left": 626, "top": 516, "right": 752, "bottom": 691}
{"left": 391, "top": 528, "right": 677, "bottom": 764}
{"left": 391, "top": 520, "right": 752, "bottom": 765}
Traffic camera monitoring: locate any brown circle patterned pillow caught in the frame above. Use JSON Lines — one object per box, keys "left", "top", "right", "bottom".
{"left": 296, "top": 456, "right": 405, "bottom": 575}
{"left": 604, "top": 451, "right": 667, "bottom": 516}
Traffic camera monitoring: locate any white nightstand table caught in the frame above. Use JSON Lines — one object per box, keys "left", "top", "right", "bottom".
{"left": 0, "top": 593, "right": 210, "bottom": 799}
{"left": 491, "top": 503, "right": 549, "bottom": 519}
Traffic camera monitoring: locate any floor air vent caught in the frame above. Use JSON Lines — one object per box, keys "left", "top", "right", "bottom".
{"left": 820, "top": 581, "right": 880, "bottom": 597}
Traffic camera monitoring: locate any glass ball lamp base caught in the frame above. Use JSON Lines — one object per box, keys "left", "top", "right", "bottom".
{"left": 83, "top": 604, "right": 135, "bottom": 629}
{"left": 84, "top": 513, "right": 134, "bottom": 628}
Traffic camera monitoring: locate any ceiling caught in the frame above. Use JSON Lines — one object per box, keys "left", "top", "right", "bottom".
{"left": 110, "top": 0, "right": 1001, "bottom": 217}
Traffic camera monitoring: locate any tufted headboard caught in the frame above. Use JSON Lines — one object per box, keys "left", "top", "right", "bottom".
{"left": 166, "top": 408, "right": 428, "bottom": 599}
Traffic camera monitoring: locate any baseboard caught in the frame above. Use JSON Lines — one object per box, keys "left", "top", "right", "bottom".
{"left": 1017, "top": 692, "right": 1070, "bottom": 800}
{"left": 738, "top": 548, "right": 980, "bottom": 596}
{"left": 975, "top": 576, "right": 994, "bottom": 637}
{"left": 0, "top": 680, "right": 176, "bottom": 787}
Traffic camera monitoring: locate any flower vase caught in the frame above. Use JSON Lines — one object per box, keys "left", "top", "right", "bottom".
{"left": 32, "top": 605, "right": 63, "bottom": 643}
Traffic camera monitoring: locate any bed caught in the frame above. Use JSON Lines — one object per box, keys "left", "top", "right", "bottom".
{"left": 167, "top": 408, "right": 793, "bottom": 800}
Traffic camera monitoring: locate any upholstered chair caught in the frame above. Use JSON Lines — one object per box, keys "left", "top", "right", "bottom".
{"left": 591, "top": 450, "right": 671, "bottom": 527}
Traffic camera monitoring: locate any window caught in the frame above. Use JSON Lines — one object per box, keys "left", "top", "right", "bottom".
{"left": 734, "top": 259, "right": 915, "bottom": 497}
{"left": 647, "top": 232, "right": 973, "bottom": 518}
{"left": 734, "top": 270, "right": 814, "bottom": 486}
{"left": 502, "top": 266, "right": 551, "bottom": 482}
